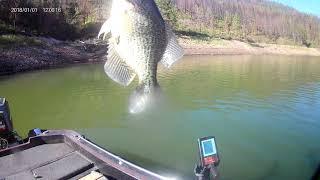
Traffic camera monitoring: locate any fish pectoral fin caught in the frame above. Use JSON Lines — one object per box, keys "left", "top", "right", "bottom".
{"left": 98, "top": 19, "right": 111, "bottom": 40}
{"left": 160, "top": 23, "right": 184, "bottom": 68}
{"left": 104, "top": 44, "right": 136, "bottom": 86}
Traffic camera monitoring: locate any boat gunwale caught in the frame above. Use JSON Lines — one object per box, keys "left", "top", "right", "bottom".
{"left": 0, "top": 130, "right": 172, "bottom": 180}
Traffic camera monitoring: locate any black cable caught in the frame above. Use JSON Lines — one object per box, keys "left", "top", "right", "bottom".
{"left": 311, "top": 164, "right": 320, "bottom": 180}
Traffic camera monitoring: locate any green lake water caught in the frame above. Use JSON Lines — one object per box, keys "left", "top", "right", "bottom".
{"left": 0, "top": 55, "right": 320, "bottom": 179}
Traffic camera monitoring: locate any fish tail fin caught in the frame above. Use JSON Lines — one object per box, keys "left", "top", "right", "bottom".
{"left": 128, "top": 83, "right": 162, "bottom": 114}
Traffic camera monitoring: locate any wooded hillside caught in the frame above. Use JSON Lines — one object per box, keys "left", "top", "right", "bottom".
{"left": 0, "top": 0, "right": 111, "bottom": 40}
{"left": 168, "top": 0, "right": 320, "bottom": 47}
{"left": 1, "top": 0, "right": 320, "bottom": 47}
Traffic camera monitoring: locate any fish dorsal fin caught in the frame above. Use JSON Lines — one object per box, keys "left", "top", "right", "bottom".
{"left": 104, "top": 44, "right": 136, "bottom": 86}
{"left": 160, "top": 23, "right": 184, "bottom": 68}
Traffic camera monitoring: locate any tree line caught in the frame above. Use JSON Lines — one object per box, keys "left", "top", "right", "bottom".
{"left": 1, "top": 0, "right": 319, "bottom": 47}
{"left": 0, "top": 0, "right": 111, "bottom": 40}
{"left": 168, "top": 0, "right": 320, "bottom": 47}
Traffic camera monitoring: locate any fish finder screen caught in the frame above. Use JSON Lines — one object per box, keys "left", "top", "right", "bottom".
{"left": 202, "top": 138, "right": 217, "bottom": 157}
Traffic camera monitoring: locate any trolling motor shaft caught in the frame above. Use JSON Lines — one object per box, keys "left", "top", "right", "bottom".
{"left": 195, "top": 164, "right": 219, "bottom": 180}
{"left": 0, "top": 98, "right": 22, "bottom": 150}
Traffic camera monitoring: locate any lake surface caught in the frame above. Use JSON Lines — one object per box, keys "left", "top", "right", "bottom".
{"left": 1, "top": 55, "right": 320, "bottom": 179}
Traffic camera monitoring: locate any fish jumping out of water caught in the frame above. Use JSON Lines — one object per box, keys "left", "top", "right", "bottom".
{"left": 98, "top": 0, "right": 184, "bottom": 113}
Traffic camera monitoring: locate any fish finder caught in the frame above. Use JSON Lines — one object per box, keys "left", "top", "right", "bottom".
{"left": 198, "top": 136, "right": 220, "bottom": 167}
{"left": 195, "top": 136, "right": 220, "bottom": 180}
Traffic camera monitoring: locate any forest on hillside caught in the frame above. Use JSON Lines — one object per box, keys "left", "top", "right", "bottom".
{"left": 166, "top": 0, "right": 320, "bottom": 47}
{"left": 1, "top": 0, "right": 320, "bottom": 47}
{"left": 0, "top": 0, "right": 111, "bottom": 40}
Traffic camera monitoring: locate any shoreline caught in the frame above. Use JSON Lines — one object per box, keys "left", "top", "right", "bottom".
{"left": 1, "top": 36, "right": 320, "bottom": 76}
{"left": 0, "top": 37, "right": 108, "bottom": 76}
{"left": 179, "top": 38, "right": 320, "bottom": 57}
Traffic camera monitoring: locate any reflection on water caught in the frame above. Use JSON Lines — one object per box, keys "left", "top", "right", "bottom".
{"left": 0, "top": 55, "right": 320, "bottom": 179}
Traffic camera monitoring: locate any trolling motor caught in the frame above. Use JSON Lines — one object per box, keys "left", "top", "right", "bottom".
{"left": 0, "top": 98, "right": 22, "bottom": 150}
{"left": 195, "top": 136, "right": 220, "bottom": 180}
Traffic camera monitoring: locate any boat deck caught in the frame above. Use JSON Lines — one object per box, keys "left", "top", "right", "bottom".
{"left": 0, "top": 143, "right": 106, "bottom": 179}
{"left": 0, "top": 130, "right": 168, "bottom": 180}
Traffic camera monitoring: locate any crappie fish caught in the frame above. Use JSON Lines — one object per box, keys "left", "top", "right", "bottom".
{"left": 98, "top": 0, "right": 184, "bottom": 113}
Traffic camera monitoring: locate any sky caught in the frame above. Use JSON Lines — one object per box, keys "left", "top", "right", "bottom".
{"left": 273, "top": 0, "right": 320, "bottom": 17}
